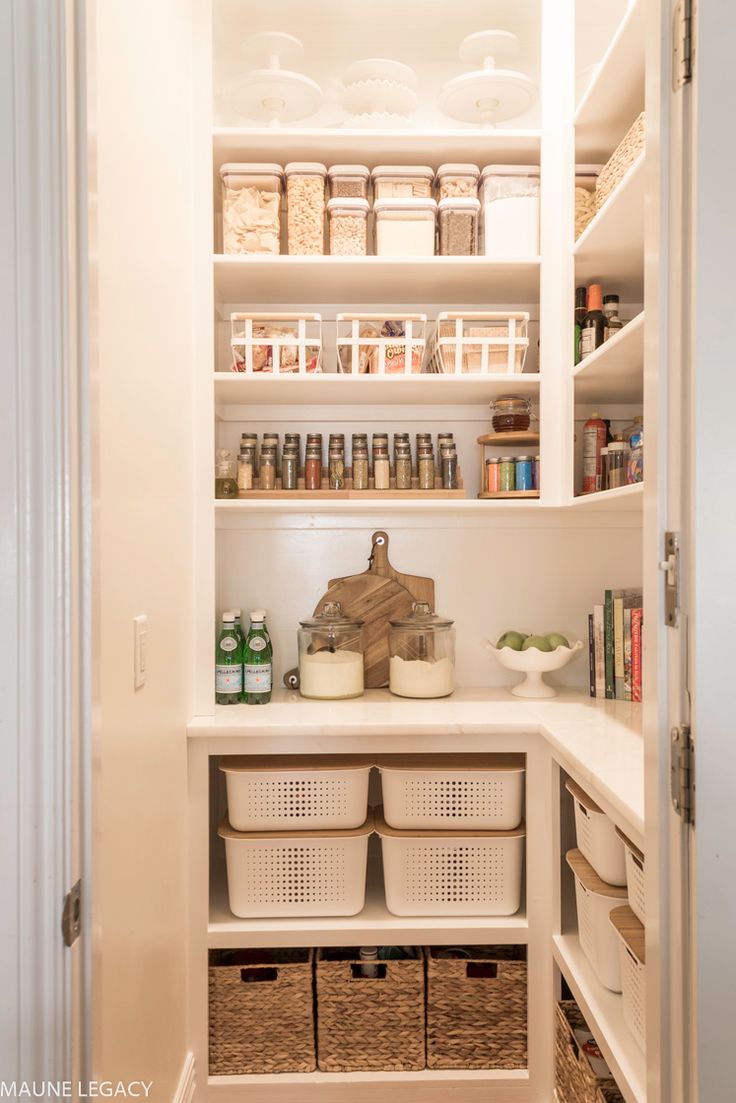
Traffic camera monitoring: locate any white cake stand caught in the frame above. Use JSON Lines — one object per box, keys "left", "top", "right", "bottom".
{"left": 227, "top": 32, "right": 323, "bottom": 128}
{"left": 487, "top": 639, "right": 584, "bottom": 698}
{"left": 341, "top": 59, "right": 418, "bottom": 124}
{"left": 438, "top": 31, "right": 538, "bottom": 127}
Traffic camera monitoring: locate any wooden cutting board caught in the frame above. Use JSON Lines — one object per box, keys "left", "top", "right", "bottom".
{"left": 328, "top": 530, "right": 435, "bottom": 611}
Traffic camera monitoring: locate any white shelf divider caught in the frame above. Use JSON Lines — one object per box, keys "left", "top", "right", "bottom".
{"left": 574, "top": 155, "right": 645, "bottom": 299}
{"left": 569, "top": 483, "right": 643, "bottom": 510}
{"left": 573, "top": 313, "right": 644, "bottom": 403}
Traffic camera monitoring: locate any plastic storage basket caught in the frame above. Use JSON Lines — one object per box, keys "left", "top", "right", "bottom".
{"left": 375, "top": 807, "right": 524, "bottom": 916}
{"left": 567, "top": 849, "right": 628, "bottom": 991}
{"left": 610, "top": 905, "right": 646, "bottom": 1052}
{"left": 336, "top": 314, "right": 426, "bottom": 374}
{"left": 617, "top": 826, "right": 646, "bottom": 924}
{"left": 377, "top": 754, "right": 524, "bottom": 831}
{"left": 219, "top": 755, "right": 372, "bottom": 832}
{"left": 229, "top": 312, "right": 322, "bottom": 374}
{"left": 566, "top": 778, "right": 627, "bottom": 885}
{"left": 424, "top": 311, "right": 530, "bottom": 375}
{"left": 218, "top": 813, "right": 373, "bottom": 918}
{"left": 426, "top": 945, "right": 527, "bottom": 1069}
{"left": 315, "top": 948, "right": 425, "bottom": 1072}
{"left": 208, "top": 948, "right": 315, "bottom": 1074}
{"left": 555, "top": 1001, "right": 618, "bottom": 1103}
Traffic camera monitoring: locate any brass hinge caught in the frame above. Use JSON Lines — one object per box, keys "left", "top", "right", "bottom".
{"left": 61, "top": 880, "right": 82, "bottom": 947}
{"left": 659, "top": 531, "right": 681, "bottom": 627}
{"left": 671, "top": 725, "right": 695, "bottom": 824}
{"left": 673, "top": 0, "right": 694, "bottom": 90}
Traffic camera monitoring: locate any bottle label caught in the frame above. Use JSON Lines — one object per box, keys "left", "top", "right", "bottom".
{"left": 220, "top": 636, "right": 238, "bottom": 652}
{"left": 249, "top": 636, "right": 267, "bottom": 652}
{"left": 216, "top": 664, "right": 242, "bottom": 692}
{"left": 580, "top": 328, "right": 597, "bottom": 356}
{"left": 244, "top": 664, "right": 272, "bottom": 692}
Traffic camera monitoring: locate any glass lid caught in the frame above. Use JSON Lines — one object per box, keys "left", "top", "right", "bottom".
{"left": 300, "top": 600, "right": 365, "bottom": 629}
{"left": 390, "top": 601, "right": 454, "bottom": 629}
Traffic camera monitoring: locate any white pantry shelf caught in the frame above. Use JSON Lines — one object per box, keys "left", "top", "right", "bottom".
{"left": 575, "top": 0, "right": 646, "bottom": 160}
{"left": 214, "top": 371, "right": 541, "bottom": 408}
{"left": 553, "top": 933, "right": 645, "bottom": 1103}
{"left": 569, "top": 483, "right": 643, "bottom": 510}
{"left": 574, "top": 155, "right": 644, "bottom": 300}
{"left": 214, "top": 497, "right": 546, "bottom": 518}
{"left": 573, "top": 313, "right": 644, "bottom": 403}
{"left": 213, "top": 255, "right": 541, "bottom": 309}
{"left": 213, "top": 127, "right": 542, "bottom": 168}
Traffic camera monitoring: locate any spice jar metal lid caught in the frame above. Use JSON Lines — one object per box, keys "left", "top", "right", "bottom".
{"left": 516, "top": 455, "right": 534, "bottom": 461}
{"left": 486, "top": 457, "right": 501, "bottom": 464}
{"left": 300, "top": 600, "right": 365, "bottom": 629}
{"left": 499, "top": 456, "right": 516, "bottom": 462}
{"left": 390, "top": 601, "right": 454, "bottom": 630}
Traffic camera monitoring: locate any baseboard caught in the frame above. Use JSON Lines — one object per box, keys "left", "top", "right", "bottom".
{"left": 172, "top": 1052, "right": 196, "bottom": 1103}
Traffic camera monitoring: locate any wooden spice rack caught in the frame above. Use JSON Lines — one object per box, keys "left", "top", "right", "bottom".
{"left": 477, "top": 432, "right": 541, "bottom": 501}
{"left": 232, "top": 466, "right": 466, "bottom": 500}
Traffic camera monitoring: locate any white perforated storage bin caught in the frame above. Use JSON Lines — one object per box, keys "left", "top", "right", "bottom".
{"left": 617, "top": 827, "right": 646, "bottom": 925}
{"left": 567, "top": 849, "right": 628, "bottom": 992}
{"left": 566, "top": 778, "right": 627, "bottom": 886}
{"left": 610, "top": 905, "right": 646, "bottom": 1052}
{"left": 219, "top": 814, "right": 373, "bottom": 918}
{"left": 377, "top": 754, "right": 524, "bottom": 830}
{"left": 219, "top": 755, "right": 372, "bottom": 832}
{"left": 375, "top": 808, "right": 524, "bottom": 916}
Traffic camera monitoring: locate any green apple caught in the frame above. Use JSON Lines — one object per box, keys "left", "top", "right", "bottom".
{"left": 546, "top": 633, "right": 570, "bottom": 650}
{"left": 521, "top": 634, "right": 554, "bottom": 652}
{"left": 497, "top": 630, "right": 527, "bottom": 651}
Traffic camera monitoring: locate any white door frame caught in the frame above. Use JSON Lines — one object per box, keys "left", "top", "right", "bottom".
{"left": 0, "top": 0, "right": 90, "bottom": 1090}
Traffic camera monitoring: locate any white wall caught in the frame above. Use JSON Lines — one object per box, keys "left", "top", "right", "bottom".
{"left": 90, "top": 0, "right": 194, "bottom": 1097}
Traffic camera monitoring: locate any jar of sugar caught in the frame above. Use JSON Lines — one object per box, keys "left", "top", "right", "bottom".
{"left": 298, "top": 601, "right": 365, "bottom": 700}
{"left": 389, "top": 602, "right": 455, "bottom": 699}
{"left": 480, "top": 165, "right": 540, "bottom": 258}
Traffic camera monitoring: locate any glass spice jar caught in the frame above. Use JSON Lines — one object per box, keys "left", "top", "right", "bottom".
{"left": 237, "top": 450, "right": 254, "bottom": 491}
{"left": 515, "top": 455, "right": 534, "bottom": 491}
{"left": 486, "top": 457, "right": 501, "bottom": 493}
{"left": 305, "top": 446, "right": 322, "bottom": 490}
{"left": 352, "top": 449, "right": 369, "bottom": 490}
{"left": 281, "top": 450, "right": 299, "bottom": 490}
{"left": 373, "top": 447, "right": 390, "bottom": 490}
{"left": 215, "top": 451, "right": 238, "bottom": 499}
{"left": 441, "top": 447, "right": 459, "bottom": 489}
{"left": 499, "top": 457, "right": 516, "bottom": 492}
{"left": 418, "top": 447, "right": 435, "bottom": 490}
{"left": 262, "top": 433, "right": 280, "bottom": 467}
{"left": 329, "top": 448, "right": 345, "bottom": 490}
{"left": 490, "top": 395, "right": 532, "bottom": 434}
{"left": 240, "top": 432, "right": 259, "bottom": 471}
{"left": 533, "top": 454, "right": 540, "bottom": 490}
{"left": 259, "top": 452, "right": 276, "bottom": 491}
{"left": 395, "top": 448, "right": 413, "bottom": 490}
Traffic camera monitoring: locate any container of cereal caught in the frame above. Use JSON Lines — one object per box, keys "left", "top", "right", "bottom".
{"left": 438, "top": 197, "right": 480, "bottom": 256}
{"left": 480, "top": 165, "right": 540, "bottom": 257}
{"left": 374, "top": 199, "right": 437, "bottom": 257}
{"left": 327, "top": 198, "right": 369, "bottom": 256}
{"left": 372, "top": 165, "right": 434, "bottom": 201}
{"left": 436, "top": 163, "right": 480, "bottom": 201}
{"left": 285, "top": 162, "right": 327, "bottom": 255}
{"left": 220, "top": 163, "right": 283, "bottom": 255}
{"left": 327, "top": 164, "right": 370, "bottom": 200}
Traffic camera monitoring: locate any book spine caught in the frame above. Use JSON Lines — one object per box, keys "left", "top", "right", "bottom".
{"left": 632, "top": 608, "right": 643, "bottom": 702}
{"left": 604, "top": 590, "right": 615, "bottom": 699}
{"left": 623, "top": 608, "right": 633, "bottom": 701}
{"left": 613, "top": 591, "right": 625, "bottom": 700}
{"left": 588, "top": 613, "right": 596, "bottom": 697}
{"left": 594, "top": 605, "right": 605, "bottom": 698}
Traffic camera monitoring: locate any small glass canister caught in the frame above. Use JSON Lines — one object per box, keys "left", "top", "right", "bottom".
{"left": 298, "top": 601, "right": 365, "bottom": 700}
{"left": 490, "top": 395, "right": 532, "bottom": 434}
{"left": 418, "top": 446, "right": 435, "bottom": 490}
{"left": 389, "top": 602, "right": 456, "bottom": 699}
{"left": 215, "top": 450, "right": 238, "bottom": 499}
{"left": 499, "top": 456, "right": 516, "bottom": 492}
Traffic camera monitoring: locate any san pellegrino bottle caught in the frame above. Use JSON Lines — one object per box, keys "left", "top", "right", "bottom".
{"left": 215, "top": 611, "right": 242, "bottom": 705}
{"left": 243, "top": 609, "right": 272, "bottom": 705}
{"left": 232, "top": 608, "right": 245, "bottom": 646}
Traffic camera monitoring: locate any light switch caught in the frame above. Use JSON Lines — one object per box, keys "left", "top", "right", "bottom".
{"left": 134, "top": 614, "right": 147, "bottom": 690}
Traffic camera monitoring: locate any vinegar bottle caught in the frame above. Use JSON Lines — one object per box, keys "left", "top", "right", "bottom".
{"left": 580, "top": 284, "right": 605, "bottom": 358}
{"left": 582, "top": 411, "right": 607, "bottom": 494}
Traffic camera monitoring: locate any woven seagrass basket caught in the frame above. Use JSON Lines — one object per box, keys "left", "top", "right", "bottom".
{"left": 595, "top": 112, "right": 645, "bottom": 211}
{"left": 556, "top": 1000, "right": 618, "bottom": 1103}
{"left": 209, "top": 949, "right": 315, "bottom": 1075}
{"left": 316, "top": 947, "right": 425, "bottom": 1072}
{"left": 426, "top": 945, "right": 527, "bottom": 1069}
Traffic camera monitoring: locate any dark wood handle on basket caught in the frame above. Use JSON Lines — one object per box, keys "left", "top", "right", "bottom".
{"left": 240, "top": 966, "right": 279, "bottom": 983}
{"left": 466, "top": 962, "right": 499, "bottom": 979}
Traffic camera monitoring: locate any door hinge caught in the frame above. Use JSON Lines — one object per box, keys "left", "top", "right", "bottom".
{"left": 673, "top": 0, "right": 694, "bottom": 90}
{"left": 61, "top": 880, "right": 81, "bottom": 947}
{"left": 659, "top": 531, "right": 680, "bottom": 627}
{"left": 671, "top": 725, "right": 695, "bottom": 824}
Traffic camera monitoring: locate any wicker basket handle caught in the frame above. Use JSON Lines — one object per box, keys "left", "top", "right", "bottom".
{"left": 240, "top": 966, "right": 279, "bottom": 983}
{"left": 349, "top": 963, "right": 388, "bottom": 980}
{"left": 466, "top": 962, "right": 499, "bottom": 979}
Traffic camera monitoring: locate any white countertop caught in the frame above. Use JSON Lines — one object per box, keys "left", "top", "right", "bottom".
{"left": 188, "top": 688, "right": 644, "bottom": 844}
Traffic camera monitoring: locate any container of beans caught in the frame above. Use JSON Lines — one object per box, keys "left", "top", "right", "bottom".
{"left": 327, "top": 164, "right": 370, "bottom": 200}
{"left": 285, "top": 162, "right": 327, "bottom": 255}
{"left": 490, "top": 395, "right": 532, "bottom": 434}
{"left": 438, "top": 197, "right": 480, "bottom": 256}
{"left": 499, "top": 457, "right": 516, "bottom": 492}
{"left": 436, "top": 163, "right": 480, "bottom": 200}
{"left": 328, "top": 198, "right": 369, "bottom": 256}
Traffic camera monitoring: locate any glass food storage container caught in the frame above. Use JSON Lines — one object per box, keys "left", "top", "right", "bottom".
{"left": 327, "top": 198, "right": 369, "bottom": 256}
{"left": 374, "top": 199, "right": 437, "bottom": 257}
{"left": 284, "top": 162, "right": 327, "bottom": 255}
{"left": 389, "top": 602, "right": 456, "bottom": 699}
{"left": 219, "top": 163, "right": 283, "bottom": 255}
{"left": 436, "top": 163, "right": 480, "bottom": 200}
{"left": 327, "top": 164, "right": 370, "bottom": 200}
{"left": 480, "top": 165, "right": 540, "bottom": 257}
{"left": 490, "top": 395, "right": 532, "bottom": 434}
{"left": 298, "top": 601, "right": 365, "bottom": 700}
{"left": 371, "top": 165, "right": 434, "bottom": 200}
{"left": 438, "top": 197, "right": 480, "bottom": 256}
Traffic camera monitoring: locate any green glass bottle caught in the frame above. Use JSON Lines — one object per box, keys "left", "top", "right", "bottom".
{"left": 215, "top": 611, "right": 242, "bottom": 706}
{"left": 243, "top": 609, "right": 272, "bottom": 705}
{"left": 232, "top": 608, "right": 245, "bottom": 647}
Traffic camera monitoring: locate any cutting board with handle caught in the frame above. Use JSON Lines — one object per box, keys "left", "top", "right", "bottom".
{"left": 328, "top": 531, "right": 435, "bottom": 611}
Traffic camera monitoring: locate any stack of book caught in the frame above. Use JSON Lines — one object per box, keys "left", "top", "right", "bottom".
{"left": 587, "top": 590, "right": 643, "bottom": 701}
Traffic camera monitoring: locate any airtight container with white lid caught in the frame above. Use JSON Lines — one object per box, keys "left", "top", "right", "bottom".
{"left": 436, "top": 163, "right": 480, "bottom": 200}
{"left": 284, "top": 162, "right": 327, "bottom": 254}
{"left": 480, "top": 165, "right": 540, "bottom": 257}
{"left": 327, "top": 164, "right": 370, "bottom": 200}
{"left": 219, "top": 163, "right": 283, "bottom": 255}
{"left": 374, "top": 198, "right": 437, "bottom": 257}
{"left": 371, "top": 165, "right": 434, "bottom": 200}
{"left": 327, "top": 197, "right": 370, "bottom": 256}
{"left": 438, "top": 197, "right": 481, "bottom": 255}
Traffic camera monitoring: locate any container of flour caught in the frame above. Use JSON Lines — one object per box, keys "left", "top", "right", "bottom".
{"left": 388, "top": 602, "right": 455, "bottom": 699}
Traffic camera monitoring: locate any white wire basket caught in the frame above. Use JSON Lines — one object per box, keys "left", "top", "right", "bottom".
{"left": 567, "top": 849, "right": 628, "bottom": 992}
{"left": 424, "top": 311, "right": 529, "bottom": 375}
{"left": 611, "top": 905, "right": 646, "bottom": 1052}
{"left": 336, "top": 313, "right": 426, "bottom": 374}
{"left": 566, "top": 778, "right": 627, "bottom": 886}
{"left": 230, "top": 312, "right": 322, "bottom": 374}
{"left": 617, "top": 827, "right": 646, "bottom": 925}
